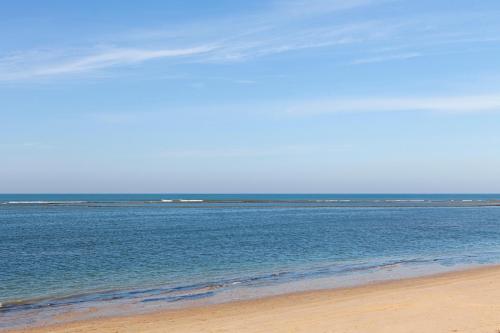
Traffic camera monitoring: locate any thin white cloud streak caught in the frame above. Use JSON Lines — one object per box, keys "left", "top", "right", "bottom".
{"left": 273, "top": 0, "right": 382, "bottom": 17}
{"left": 0, "top": 0, "right": 391, "bottom": 81}
{"left": 0, "top": 142, "right": 53, "bottom": 149}
{"left": 351, "top": 52, "right": 422, "bottom": 64}
{"left": 1, "top": 0, "right": 500, "bottom": 81}
{"left": 35, "top": 46, "right": 216, "bottom": 76}
{"left": 285, "top": 95, "right": 500, "bottom": 115}
{"left": 85, "top": 94, "right": 500, "bottom": 126}
{"left": 205, "top": 22, "right": 385, "bottom": 62}
{"left": 159, "top": 144, "right": 351, "bottom": 158}
{"left": 0, "top": 46, "right": 216, "bottom": 80}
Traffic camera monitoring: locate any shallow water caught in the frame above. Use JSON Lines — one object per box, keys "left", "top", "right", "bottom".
{"left": 2, "top": 194, "right": 500, "bottom": 329}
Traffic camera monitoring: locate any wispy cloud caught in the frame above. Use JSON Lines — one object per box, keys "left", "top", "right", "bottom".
{"left": 0, "top": 142, "right": 53, "bottom": 150}
{"left": 83, "top": 93, "right": 500, "bottom": 123}
{"left": 0, "top": 45, "right": 216, "bottom": 80}
{"left": 38, "top": 46, "right": 216, "bottom": 75}
{"left": 271, "top": 0, "right": 383, "bottom": 18}
{"left": 203, "top": 22, "right": 386, "bottom": 62}
{"left": 284, "top": 94, "right": 500, "bottom": 115}
{"left": 351, "top": 52, "right": 422, "bottom": 64}
{"left": 159, "top": 144, "right": 351, "bottom": 158}
{"left": 0, "top": 0, "right": 397, "bottom": 81}
{"left": 1, "top": 0, "right": 500, "bottom": 81}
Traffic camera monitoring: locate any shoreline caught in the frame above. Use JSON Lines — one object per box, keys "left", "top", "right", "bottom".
{"left": 6, "top": 264, "right": 500, "bottom": 333}
{"left": 2, "top": 257, "right": 480, "bottom": 328}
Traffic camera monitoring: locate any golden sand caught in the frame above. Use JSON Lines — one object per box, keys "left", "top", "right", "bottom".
{"left": 7, "top": 266, "right": 500, "bottom": 333}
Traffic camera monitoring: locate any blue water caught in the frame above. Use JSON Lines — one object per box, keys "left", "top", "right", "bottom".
{"left": 2, "top": 194, "right": 500, "bottom": 329}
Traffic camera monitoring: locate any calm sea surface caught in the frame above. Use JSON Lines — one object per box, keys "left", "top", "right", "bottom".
{"left": 2, "top": 194, "right": 500, "bottom": 329}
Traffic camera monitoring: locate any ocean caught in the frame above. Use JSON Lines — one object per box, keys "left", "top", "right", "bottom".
{"left": 2, "top": 194, "right": 500, "bottom": 329}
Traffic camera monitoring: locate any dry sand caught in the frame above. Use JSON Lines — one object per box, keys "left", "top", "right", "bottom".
{"left": 6, "top": 265, "right": 500, "bottom": 333}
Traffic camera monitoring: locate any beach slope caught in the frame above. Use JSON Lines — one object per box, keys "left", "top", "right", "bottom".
{"left": 9, "top": 266, "right": 500, "bottom": 333}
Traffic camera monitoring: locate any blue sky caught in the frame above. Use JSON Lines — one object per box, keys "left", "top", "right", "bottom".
{"left": 2, "top": 0, "right": 500, "bottom": 193}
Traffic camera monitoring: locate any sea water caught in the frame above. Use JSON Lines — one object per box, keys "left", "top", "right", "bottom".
{"left": 1, "top": 194, "right": 500, "bottom": 329}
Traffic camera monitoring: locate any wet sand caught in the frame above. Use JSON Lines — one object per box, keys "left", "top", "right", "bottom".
{"left": 6, "top": 265, "right": 500, "bottom": 333}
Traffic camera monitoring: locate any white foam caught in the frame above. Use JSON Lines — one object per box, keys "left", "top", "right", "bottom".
{"left": 7, "top": 201, "right": 86, "bottom": 204}
{"left": 179, "top": 199, "right": 204, "bottom": 202}
{"left": 160, "top": 200, "right": 173, "bottom": 202}
{"left": 385, "top": 200, "right": 425, "bottom": 202}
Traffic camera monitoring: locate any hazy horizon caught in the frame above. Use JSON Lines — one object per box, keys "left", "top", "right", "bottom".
{"left": 2, "top": 191, "right": 500, "bottom": 193}
{"left": 2, "top": 0, "right": 500, "bottom": 193}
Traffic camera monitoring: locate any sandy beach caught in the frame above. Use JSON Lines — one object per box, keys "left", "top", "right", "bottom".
{"left": 6, "top": 265, "right": 500, "bottom": 333}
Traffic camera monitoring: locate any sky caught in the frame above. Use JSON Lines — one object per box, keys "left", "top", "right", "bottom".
{"left": 2, "top": 0, "right": 500, "bottom": 193}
